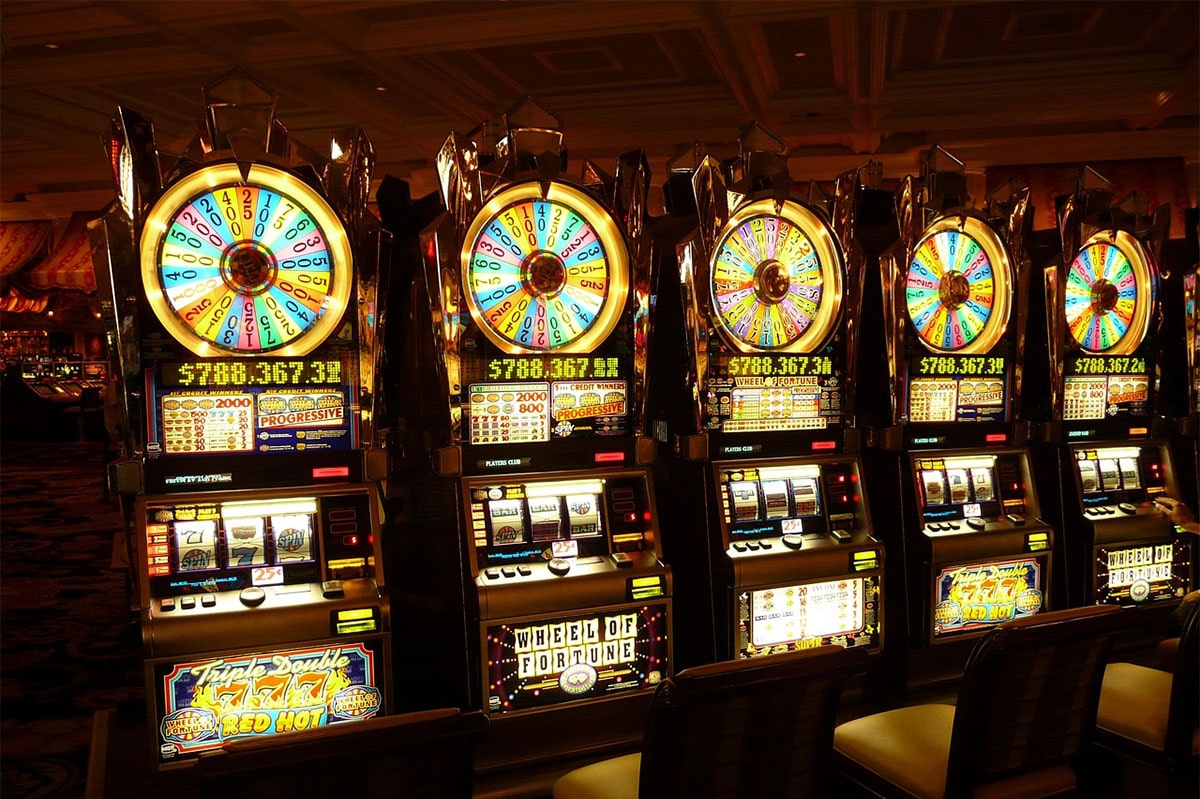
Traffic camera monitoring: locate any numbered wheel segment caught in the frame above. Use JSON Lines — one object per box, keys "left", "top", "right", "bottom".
{"left": 462, "top": 182, "right": 629, "bottom": 353}
{"left": 905, "top": 216, "right": 1012, "bottom": 355}
{"left": 140, "top": 163, "right": 352, "bottom": 357}
{"left": 709, "top": 199, "right": 844, "bottom": 353}
{"left": 1065, "top": 230, "right": 1155, "bottom": 355}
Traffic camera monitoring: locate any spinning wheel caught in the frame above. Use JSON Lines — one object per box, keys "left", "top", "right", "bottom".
{"left": 140, "top": 163, "right": 352, "bottom": 357}
{"left": 1065, "top": 230, "right": 1155, "bottom": 355}
{"left": 462, "top": 183, "right": 629, "bottom": 353}
{"left": 905, "top": 216, "right": 1012, "bottom": 354}
{"left": 709, "top": 199, "right": 843, "bottom": 353}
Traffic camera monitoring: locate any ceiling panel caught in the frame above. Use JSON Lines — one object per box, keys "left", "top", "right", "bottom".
{"left": 0, "top": 0, "right": 1195, "bottom": 222}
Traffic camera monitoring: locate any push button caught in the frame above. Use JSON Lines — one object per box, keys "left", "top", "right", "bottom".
{"left": 180, "top": 596, "right": 196, "bottom": 610}
{"left": 782, "top": 534, "right": 804, "bottom": 549}
{"left": 201, "top": 594, "right": 217, "bottom": 608}
{"left": 966, "top": 517, "right": 986, "bottom": 531}
{"left": 239, "top": 586, "right": 266, "bottom": 607}
{"left": 517, "top": 566, "right": 532, "bottom": 576}
{"left": 548, "top": 558, "right": 571, "bottom": 576}
{"left": 484, "top": 569, "right": 500, "bottom": 580}
{"left": 501, "top": 567, "right": 516, "bottom": 578}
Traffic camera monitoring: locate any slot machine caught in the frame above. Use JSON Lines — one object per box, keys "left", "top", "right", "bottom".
{"left": 1183, "top": 256, "right": 1199, "bottom": 492}
{"left": 88, "top": 73, "right": 393, "bottom": 769}
{"left": 653, "top": 128, "right": 887, "bottom": 669}
{"left": 1045, "top": 182, "right": 1192, "bottom": 608}
{"left": 402, "top": 100, "right": 669, "bottom": 770}
{"left": 53, "top": 354, "right": 84, "bottom": 398}
{"left": 876, "top": 148, "right": 1054, "bottom": 660}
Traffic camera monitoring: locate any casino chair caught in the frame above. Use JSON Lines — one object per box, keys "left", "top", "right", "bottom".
{"left": 184, "top": 707, "right": 487, "bottom": 799}
{"left": 834, "top": 604, "right": 1130, "bottom": 799}
{"left": 1094, "top": 600, "right": 1199, "bottom": 780}
{"left": 552, "top": 644, "right": 869, "bottom": 799}
{"left": 61, "top": 384, "right": 104, "bottom": 442}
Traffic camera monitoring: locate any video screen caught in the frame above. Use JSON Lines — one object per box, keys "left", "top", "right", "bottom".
{"left": 485, "top": 603, "right": 669, "bottom": 714}
{"left": 737, "top": 575, "right": 879, "bottom": 658}
{"left": 933, "top": 557, "right": 1046, "bottom": 638}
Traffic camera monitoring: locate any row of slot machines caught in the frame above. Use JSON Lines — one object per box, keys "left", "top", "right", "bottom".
{"left": 17, "top": 354, "right": 108, "bottom": 401}
{"left": 91, "top": 76, "right": 1198, "bottom": 779}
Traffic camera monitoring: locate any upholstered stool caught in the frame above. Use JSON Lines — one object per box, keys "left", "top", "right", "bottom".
{"left": 1098, "top": 663, "right": 1174, "bottom": 752}
{"left": 835, "top": 605, "right": 1130, "bottom": 799}
{"left": 553, "top": 645, "right": 868, "bottom": 799}
{"left": 834, "top": 704, "right": 956, "bottom": 798}
{"left": 552, "top": 753, "right": 640, "bottom": 799}
{"left": 1096, "top": 602, "right": 1199, "bottom": 770}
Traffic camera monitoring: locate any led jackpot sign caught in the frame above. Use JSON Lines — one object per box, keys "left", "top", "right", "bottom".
{"left": 485, "top": 355, "right": 621, "bottom": 381}
{"left": 159, "top": 359, "right": 345, "bottom": 388}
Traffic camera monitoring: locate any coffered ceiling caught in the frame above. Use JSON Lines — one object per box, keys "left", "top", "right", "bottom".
{"left": 2, "top": 0, "right": 1197, "bottom": 222}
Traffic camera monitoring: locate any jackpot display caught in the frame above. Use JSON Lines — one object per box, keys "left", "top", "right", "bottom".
{"left": 1047, "top": 187, "right": 1191, "bottom": 607}
{"left": 399, "top": 101, "right": 669, "bottom": 769}
{"left": 660, "top": 142, "right": 886, "bottom": 666}
{"left": 89, "top": 76, "right": 392, "bottom": 767}
{"left": 880, "top": 157, "right": 1055, "bottom": 645}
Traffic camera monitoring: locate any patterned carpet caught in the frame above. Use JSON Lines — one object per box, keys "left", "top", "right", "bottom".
{"left": 1, "top": 441, "right": 143, "bottom": 799}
